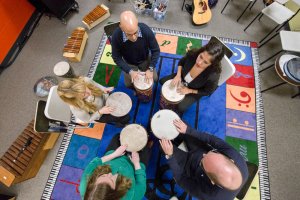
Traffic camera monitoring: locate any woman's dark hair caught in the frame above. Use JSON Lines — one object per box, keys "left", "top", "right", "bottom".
{"left": 84, "top": 165, "right": 132, "bottom": 200}
{"left": 189, "top": 41, "right": 225, "bottom": 73}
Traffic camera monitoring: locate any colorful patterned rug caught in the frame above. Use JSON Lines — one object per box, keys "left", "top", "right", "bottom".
{"left": 41, "top": 28, "right": 270, "bottom": 200}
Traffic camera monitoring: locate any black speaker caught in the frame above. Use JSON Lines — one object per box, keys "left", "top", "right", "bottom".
{"left": 28, "top": 0, "right": 79, "bottom": 23}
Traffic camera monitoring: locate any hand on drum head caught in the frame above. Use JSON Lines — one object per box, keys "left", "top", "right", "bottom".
{"left": 145, "top": 69, "right": 154, "bottom": 84}
{"left": 173, "top": 119, "right": 187, "bottom": 134}
{"left": 171, "top": 75, "right": 182, "bottom": 87}
{"left": 113, "top": 145, "right": 128, "bottom": 157}
{"left": 130, "top": 71, "right": 139, "bottom": 83}
{"left": 103, "top": 87, "right": 114, "bottom": 94}
{"left": 159, "top": 139, "right": 173, "bottom": 156}
{"left": 99, "top": 105, "right": 115, "bottom": 114}
{"left": 177, "top": 86, "right": 191, "bottom": 95}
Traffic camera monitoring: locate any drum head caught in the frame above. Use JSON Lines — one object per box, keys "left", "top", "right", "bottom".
{"left": 33, "top": 76, "right": 58, "bottom": 97}
{"left": 133, "top": 73, "right": 153, "bottom": 90}
{"left": 106, "top": 92, "right": 132, "bottom": 117}
{"left": 120, "top": 124, "right": 148, "bottom": 152}
{"left": 53, "top": 61, "right": 70, "bottom": 76}
{"left": 162, "top": 80, "right": 185, "bottom": 102}
{"left": 151, "top": 109, "right": 180, "bottom": 140}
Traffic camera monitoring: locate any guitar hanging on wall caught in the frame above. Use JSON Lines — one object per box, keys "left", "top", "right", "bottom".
{"left": 192, "top": 0, "right": 212, "bottom": 25}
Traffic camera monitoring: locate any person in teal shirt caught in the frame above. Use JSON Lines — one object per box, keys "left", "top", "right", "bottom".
{"left": 79, "top": 134, "right": 149, "bottom": 200}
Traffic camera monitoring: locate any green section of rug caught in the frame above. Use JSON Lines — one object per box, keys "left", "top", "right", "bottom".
{"left": 93, "top": 63, "right": 121, "bottom": 87}
{"left": 226, "top": 136, "right": 259, "bottom": 165}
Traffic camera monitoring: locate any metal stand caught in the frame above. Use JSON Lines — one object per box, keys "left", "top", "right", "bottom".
{"left": 292, "top": 87, "right": 300, "bottom": 98}
{"left": 249, "top": 0, "right": 257, "bottom": 10}
{"left": 244, "top": 12, "right": 263, "bottom": 31}
{"left": 181, "top": 0, "right": 188, "bottom": 11}
{"left": 221, "top": 0, "right": 257, "bottom": 22}
{"left": 260, "top": 50, "right": 283, "bottom": 65}
{"left": 261, "top": 82, "right": 286, "bottom": 93}
{"left": 237, "top": 1, "right": 253, "bottom": 22}
{"left": 259, "top": 63, "right": 274, "bottom": 73}
{"left": 221, "top": 0, "right": 231, "bottom": 14}
{"left": 259, "top": 25, "right": 279, "bottom": 43}
{"left": 258, "top": 32, "right": 279, "bottom": 48}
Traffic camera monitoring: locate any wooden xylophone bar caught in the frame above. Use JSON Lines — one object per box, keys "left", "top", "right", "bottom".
{"left": 63, "top": 27, "right": 88, "bottom": 62}
{"left": 82, "top": 4, "right": 110, "bottom": 30}
{"left": 83, "top": 5, "right": 107, "bottom": 25}
{"left": 0, "top": 120, "right": 59, "bottom": 187}
{"left": 62, "top": 28, "right": 86, "bottom": 54}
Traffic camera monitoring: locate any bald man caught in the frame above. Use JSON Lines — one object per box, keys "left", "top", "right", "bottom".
{"left": 159, "top": 119, "right": 249, "bottom": 200}
{"left": 111, "top": 11, "right": 160, "bottom": 88}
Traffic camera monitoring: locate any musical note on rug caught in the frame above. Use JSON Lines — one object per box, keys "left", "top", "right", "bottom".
{"left": 106, "top": 52, "right": 112, "bottom": 57}
{"left": 77, "top": 144, "right": 89, "bottom": 159}
{"left": 233, "top": 47, "right": 246, "bottom": 62}
{"left": 186, "top": 41, "right": 192, "bottom": 52}
{"left": 229, "top": 90, "right": 251, "bottom": 108}
{"left": 105, "top": 65, "right": 115, "bottom": 84}
{"left": 239, "top": 144, "right": 249, "bottom": 161}
{"left": 59, "top": 179, "right": 80, "bottom": 193}
{"left": 233, "top": 71, "right": 252, "bottom": 79}
{"left": 227, "top": 118, "right": 255, "bottom": 131}
{"left": 161, "top": 40, "right": 171, "bottom": 46}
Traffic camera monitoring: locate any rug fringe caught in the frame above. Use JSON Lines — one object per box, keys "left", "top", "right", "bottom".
{"left": 252, "top": 46, "right": 271, "bottom": 200}
{"left": 41, "top": 124, "right": 75, "bottom": 200}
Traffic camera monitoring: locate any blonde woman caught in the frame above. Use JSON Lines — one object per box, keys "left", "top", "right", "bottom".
{"left": 57, "top": 77, "right": 130, "bottom": 126}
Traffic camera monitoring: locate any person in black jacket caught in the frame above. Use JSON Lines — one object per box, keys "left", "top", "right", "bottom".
{"left": 159, "top": 41, "right": 225, "bottom": 114}
{"left": 159, "top": 119, "right": 249, "bottom": 200}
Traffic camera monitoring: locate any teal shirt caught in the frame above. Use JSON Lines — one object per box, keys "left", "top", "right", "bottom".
{"left": 79, "top": 150, "right": 146, "bottom": 200}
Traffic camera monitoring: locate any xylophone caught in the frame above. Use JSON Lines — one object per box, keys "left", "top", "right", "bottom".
{"left": 63, "top": 27, "right": 88, "bottom": 62}
{"left": 82, "top": 4, "right": 110, "bottom": 30}
{"left": 0, "top": 121, "right": 59, "bottom": 187}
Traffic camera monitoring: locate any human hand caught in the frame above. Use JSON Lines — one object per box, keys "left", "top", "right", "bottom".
{"left": 129, "top": 152, "right": 141, "bottom": 169}
{"left": 99, "top": 106, "right": 115, "bottom": 114}
{"left": 145, "top": 69, "right": 153, "bottom": 84}
{"left": 130, "top": 71, "right": 139, "bottom": 83}
{"left": 103, "top": 87, "right": 114, "bottom": 94}
{"left": 113, "top": 145, "right": 127, "bottom": 157}
{"left": 173, "top": 119, "right": 187, "bottom": 134}
{"left": 159, "top": 139, "right": 173, "bottom": 156}
{"left": 177, "top": 86, "right": 192, "bottom": 95}
{"left": 171, "top": 75, "right": 181, "bottom": 87}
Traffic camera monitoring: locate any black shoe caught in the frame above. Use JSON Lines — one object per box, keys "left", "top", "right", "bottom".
{"left": 185, "top": 4, "right": 193, "bottom": 15}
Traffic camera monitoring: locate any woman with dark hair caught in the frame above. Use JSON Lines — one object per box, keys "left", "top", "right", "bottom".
{"left": 79, "top": 134, "right": 150, "bottom": 200}
{"left": 159, "top": 41, "right": 225, "bottom": 114}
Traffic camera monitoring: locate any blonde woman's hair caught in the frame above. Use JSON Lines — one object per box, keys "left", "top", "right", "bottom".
{"left": 84, "top": 165, "right": 132, "bottom": 200}
{"left": 57, "top": 77, "right": 103, "bottom": 113}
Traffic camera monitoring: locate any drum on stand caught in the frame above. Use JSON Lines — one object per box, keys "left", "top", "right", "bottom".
{"left": 53, "top": 61, "right": 76, "bottom": 78}
{"left": 120, "top": 124, "right": 148, "bottom": 152}
{"left": 160, "top": 79, "right": 185, "bottom": 112}
{"left": 151, "top": 109, "right": 180, "bottom": 140}
{"left": 133, "top": 72, "right": 153, "bottom": 102}
{"left": 106, "top": 92, "right": 132, "bottom": 117}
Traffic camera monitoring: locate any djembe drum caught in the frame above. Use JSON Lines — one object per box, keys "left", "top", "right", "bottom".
{"left": 120, "top": 124, "right": 148, "bottom": 152}
{"left": 160, "top": 79, "right": 185, "bottom": 112}
{"left": 133, "top": 72, "right": 153, "bottom": 102}
{"left": 151, "top": 109, "right": 180, "bottom": 140}
{"left": 53, "top": 61, "right": 76, "bottom": 78}
{"left": 106, "top": 92, "right": 132, "bottom": 117}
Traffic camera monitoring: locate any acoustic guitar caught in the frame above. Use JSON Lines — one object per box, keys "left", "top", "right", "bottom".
{"left": 192, "top": 0, "right": 212, "bottom": 25}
